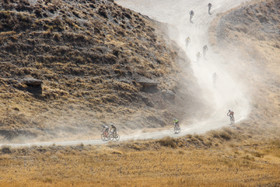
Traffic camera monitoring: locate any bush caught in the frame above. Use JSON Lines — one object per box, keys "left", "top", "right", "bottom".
{"left": 219, "top": 131, "right": 231, "bottom": 141}
{"left": 158, "top": 137, "right": 177, "bottom": 148}
{"left": 1, "top": 146, "right": 12, "bottom": 154}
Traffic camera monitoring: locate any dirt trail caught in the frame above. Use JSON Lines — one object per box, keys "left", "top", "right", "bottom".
{"left": 0, "top": 0, "right": 252, "bottom": 148}
{"left": 110, "top": 1, "right": 252, "bottom": 135}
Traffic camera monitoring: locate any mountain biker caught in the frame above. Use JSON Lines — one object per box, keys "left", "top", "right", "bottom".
{"left": 227, "top": 110, "right": 235, "bottom": 124}
{"left": 102, "top": 125, "right": 109, "bottom": 136}
{"left": 203, "top": 45, "right": 208, "bottom": 58}
{"left": 208, "top": 3, "right": 212, "bottom": 15}
{"left": 110, "top": 124, "right": 117, "bottom": 135}
{"left": 173, "top": 118, "right": 179, "bottom": 128}
{"left": 189, "top": 10, "right": 194, "bottom": 23}
{"left": 173, "top": 118, "right": 180, "bottom": 134}
{"left": 185, "top": 37, "right": 190, "bottom": 48}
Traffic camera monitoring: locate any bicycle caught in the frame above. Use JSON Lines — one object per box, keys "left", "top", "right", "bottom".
{"left": 229, "top": 115, "right": 235, "bottom": 125}
{"left": 101, "top": 130, "right": 110, "bottom": 141}
{"left": 109, "top": 131, "right": 120, "bottom": 141}
{"left": 174, "top": 124, "right": 181, "bottom": 134}
{"left": 227, "top": 110, "right": 235, "bottom": 125}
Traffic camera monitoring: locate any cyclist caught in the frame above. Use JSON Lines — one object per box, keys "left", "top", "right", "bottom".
{"left": 173, "top": 118, "right": 180, "bottom": 134}
{"left": 173, "top": 118, "right": 179, "bottom": 128}
{"left": 185, "top": 36, "right": 190, "bottom": 48}
{"left": 189, "top": 10, "right": 194, "bottom": 23}
{"left": 102, "top": 125, "right": 110, "bottom": 137}
{"left": 208, "top": 3, "right": 212, "bottom": 15}
{"left": 227, "top": 110, "right": 235, "bottom": 124}
{"left": 110, "top": 124, "right": 117, "bottom": 135}
{"left": 203, "top": 45, "right": 208, "bottom": 58}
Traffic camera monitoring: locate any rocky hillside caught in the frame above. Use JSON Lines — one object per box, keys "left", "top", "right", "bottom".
{"left": 0, "top": 0, "right": 200, "bottom": 141}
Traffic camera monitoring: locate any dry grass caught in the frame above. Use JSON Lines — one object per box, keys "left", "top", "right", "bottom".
{"left": 0, "top": 137, "right": 280, "bottom": 186}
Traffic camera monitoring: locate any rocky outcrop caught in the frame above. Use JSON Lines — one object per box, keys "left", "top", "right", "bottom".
{"left": 137, "top": 77, "right": 158, "bottom": 93}
{"left": 21, "top": 77, "right": 43, "bottom": 95}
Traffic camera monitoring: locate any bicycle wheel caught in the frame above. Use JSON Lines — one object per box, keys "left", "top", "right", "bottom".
{"left": 109, "top": 133, "right": 120, "bottom": 141}
{"left": 177, "top": 127, "right": 181, "bottom": 134}
{"left": 109, "top": 134, "right": 114, "bottom": 141}
{"left": 101, "top": 133, "right": 106, "bottom": 141}
{"left": 174, "top": 126, "right": 180, "bottom": 134}
{"left": 230, "top": 117, "right": 235, "bottom": 124}
{"left": 115, "top": 134, "right": 120, "bottom": 141}
{"left": 101, "top": 133, "right": 109, "bottom": 141}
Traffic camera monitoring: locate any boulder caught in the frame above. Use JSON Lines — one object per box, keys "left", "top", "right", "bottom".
{"left": 162, "top": 90, "right": 175, "bottom": 101}
{"left": 136, "top": 77, "right": 158, "bottom": 93}
{"left": 22, "top": 78, "right": 43, "bottom": 95}
{"left": 22, "top": 78, "right": 42, "bottom": 86}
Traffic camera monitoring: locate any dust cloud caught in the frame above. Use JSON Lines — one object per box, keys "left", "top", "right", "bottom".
{"left": 116, "top": 0, "right": 252, "bottom": 132}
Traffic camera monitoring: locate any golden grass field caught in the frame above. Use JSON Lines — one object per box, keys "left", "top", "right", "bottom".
{"left": 0, "top": 133, "right": 280, "bottom": 186}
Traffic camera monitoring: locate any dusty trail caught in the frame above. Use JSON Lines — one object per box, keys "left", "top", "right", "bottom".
{"left": 0, "top": 0, "right": 251, "bottom": 148}
{"left": 116, "top": 0, "right": 251, "bottom": 128}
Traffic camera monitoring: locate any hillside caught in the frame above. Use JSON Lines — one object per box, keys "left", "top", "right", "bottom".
{"left": 210, "top": 0, "right": 280, "bottom": 137}
{"left": 0, "top": 0, "right": 201, "bottom": 142}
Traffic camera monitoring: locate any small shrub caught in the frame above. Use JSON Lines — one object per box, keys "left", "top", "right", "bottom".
{"left": 1, "top": 146, "right": 12, "bottom": 154}
{"left": 43, "top": 177, "right": 53, "bottom": 183}
{"left": 210, "top": 130, "right": 232, "bottom": 141}
{"left": 219, "top": 131, "right": 231, "bottom": 141}
{"left": 158, "top": 137, "right": 177, "bottom": 148}
{"left": 111, "top": 150, "right": 122, "bottom": 155}
{"left": 242, "top": 155, "right": 255, "bottom": 161}
{"left": 178, "top": 150, "right": 184, "bottom": 154}
{"left": 127, "top": 144, "right": 142, "bottom": 151}
{"left": 272, "top": 140, "right": 280, "bottom": 148}
{"left": 251, "top": 151, "right": 264, "bottom": 158}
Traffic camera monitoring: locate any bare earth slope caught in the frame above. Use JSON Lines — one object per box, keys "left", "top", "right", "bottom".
{"left": 0, "top": 0, "right": 200, "bottom": 142}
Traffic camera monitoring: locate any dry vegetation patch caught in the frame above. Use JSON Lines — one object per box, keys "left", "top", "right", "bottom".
{"left": 0, "top": 136, "right": 280, "bottom": 186}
